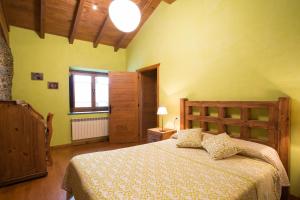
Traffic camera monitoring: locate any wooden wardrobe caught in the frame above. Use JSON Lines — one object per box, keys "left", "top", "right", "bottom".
{"left": 0, "top": 101, "right": 48, "bottom": 186}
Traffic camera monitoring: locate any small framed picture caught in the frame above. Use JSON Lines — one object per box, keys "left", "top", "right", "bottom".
{"left": 31, "top": 72, "right": 44, "bottom": 80}
{"left": 48, "top": 82, "right": 59, "bottom": 89}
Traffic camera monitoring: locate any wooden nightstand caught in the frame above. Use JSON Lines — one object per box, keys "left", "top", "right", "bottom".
{"left": 147, "top": 128, "right": 177, "bottom": 143}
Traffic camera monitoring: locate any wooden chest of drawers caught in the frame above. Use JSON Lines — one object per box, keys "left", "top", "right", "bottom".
{"left": 147, "top": 128, "right": 176, "bottom": 143}
{"left": 0, "top": 101, "right": 48, "bottom": 186}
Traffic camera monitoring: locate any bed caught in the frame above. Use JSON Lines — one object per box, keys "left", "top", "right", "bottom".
{"left": 63, "top": 97, "right": 290, "bottom": 200}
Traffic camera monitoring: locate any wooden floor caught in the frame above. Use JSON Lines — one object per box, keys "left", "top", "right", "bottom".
{"left": 0, "top": 142, "right": 140, "bottom": 200}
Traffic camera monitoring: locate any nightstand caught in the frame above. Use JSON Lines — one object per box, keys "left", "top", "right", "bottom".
{"left": 147, "top": 128, "right": 177, "bottom": 143}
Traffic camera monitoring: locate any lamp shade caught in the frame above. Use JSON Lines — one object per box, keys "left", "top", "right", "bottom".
{"left": 109, "top": 0, "right": 141, "bottom": 33}
{"left": 157, "top": 106, "right": 168, "bottom": 115}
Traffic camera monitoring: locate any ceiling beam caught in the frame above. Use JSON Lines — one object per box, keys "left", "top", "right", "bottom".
{"left": 114, "top": 34, "right": 126, "bottom": 52}
{"left": 93, "top": 15, "right": 109, "bottom": 48}
{"left": 114, "top": 0, "right": 159, "bottom": 52}
{"left": 0, "top": 0, "right": 9, "bottom": 44}
{"left": 39, "top": 0, "right": 46, "bottom": 39}
{"left": 163, "top": 0, "right": 176, "bottom": 4}
{"left": 69, "top": 0, "right": 85, "bottom": 44}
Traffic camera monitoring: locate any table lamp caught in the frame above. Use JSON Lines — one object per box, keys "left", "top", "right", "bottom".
{"left": 157, "top": 106, "right": 168, "bottom": 132}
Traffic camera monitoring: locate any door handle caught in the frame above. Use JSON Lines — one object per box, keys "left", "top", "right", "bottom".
{"left": 109, "top": 105, "right": 112, "bottom": 114}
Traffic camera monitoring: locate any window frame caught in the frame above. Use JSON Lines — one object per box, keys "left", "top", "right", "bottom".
{"left": 69, "top": 70, "right": 109, "bottom": 113}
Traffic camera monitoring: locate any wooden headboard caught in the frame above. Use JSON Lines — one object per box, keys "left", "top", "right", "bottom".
{"left": 180, "top": 97, "right": 291, "bottom": 174}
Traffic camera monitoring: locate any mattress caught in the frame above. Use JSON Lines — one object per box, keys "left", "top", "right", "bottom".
{"left": 63, "top": 139, "right": 281, "bottom": 200}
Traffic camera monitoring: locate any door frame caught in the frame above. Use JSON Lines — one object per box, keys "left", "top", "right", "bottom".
{"left": 137, "top": 63, "right": 160, "bottom": 141}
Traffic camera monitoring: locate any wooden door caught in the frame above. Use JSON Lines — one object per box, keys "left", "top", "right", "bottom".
{"left": 109, "top": 72, "right": 139, "bottom": 143}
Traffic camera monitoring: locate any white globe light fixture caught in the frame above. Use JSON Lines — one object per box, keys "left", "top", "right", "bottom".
{"left": 109, "top": 0, "right": 141, "bottom": 33}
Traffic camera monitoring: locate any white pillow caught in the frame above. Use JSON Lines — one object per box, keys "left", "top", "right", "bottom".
{"left": 202, "top": 132, "right": 289, "bottom": 186}
{"left": 202, "top": 132, "right": 214, "bottom": 141}
{"left": 171, "top": 132, "right": 178, "bottom": 139}
{"left": 233, "top": 138, "right": 290, "bottom": 187}
{"left": 171, "top": 128, "right": 202, "bottom": 139}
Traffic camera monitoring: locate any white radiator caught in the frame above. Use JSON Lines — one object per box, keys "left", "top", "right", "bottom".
{"left": 71, "top": 117, "right": 109, "bottom": 141}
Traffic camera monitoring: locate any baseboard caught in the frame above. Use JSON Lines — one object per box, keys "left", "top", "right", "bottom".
{"left": 71, "top": 136, "right": 109, "bottom": 145}
{"left": 50, "top": 143, "right": 72, "bottom": 149}
{"left": 51, "top": 136, "right": 109, "bottom": 149}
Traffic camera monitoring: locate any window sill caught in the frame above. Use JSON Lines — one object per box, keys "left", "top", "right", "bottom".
{"left": 68, "top": 111, "right": 109, "bottom": 115}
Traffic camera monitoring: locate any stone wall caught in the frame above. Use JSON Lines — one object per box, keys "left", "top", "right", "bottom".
{"left": 0, "top": 33, "right": 13, "bottom": 100}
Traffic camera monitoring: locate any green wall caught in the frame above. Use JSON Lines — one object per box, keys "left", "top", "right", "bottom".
{"left": 10, "top": 27, "right": 126, "bottom": 146}
{"left": 127, "top": 0, "right": 300, "bottom": 196}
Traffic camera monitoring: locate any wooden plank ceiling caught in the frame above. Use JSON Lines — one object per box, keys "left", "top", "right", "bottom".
{"left": 2, "top": 0, "right": 175, "bottom": 51}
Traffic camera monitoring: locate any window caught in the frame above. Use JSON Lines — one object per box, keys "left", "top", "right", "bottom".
{"left": 69, "top": 70, "right": 109, "bottom": 113}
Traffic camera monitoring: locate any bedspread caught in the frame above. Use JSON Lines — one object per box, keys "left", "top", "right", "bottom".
{"left": 63, "top": 139, "right": 281, "bottom": 200}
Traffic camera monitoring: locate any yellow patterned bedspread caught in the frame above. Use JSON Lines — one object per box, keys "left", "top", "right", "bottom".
{"left": 63, "top": 139, "right": 281, "bottom": 200}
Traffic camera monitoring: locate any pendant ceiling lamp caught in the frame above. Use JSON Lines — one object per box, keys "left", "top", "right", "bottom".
{"left": 109, "top": 0, "right": 141, "bottom": 33}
